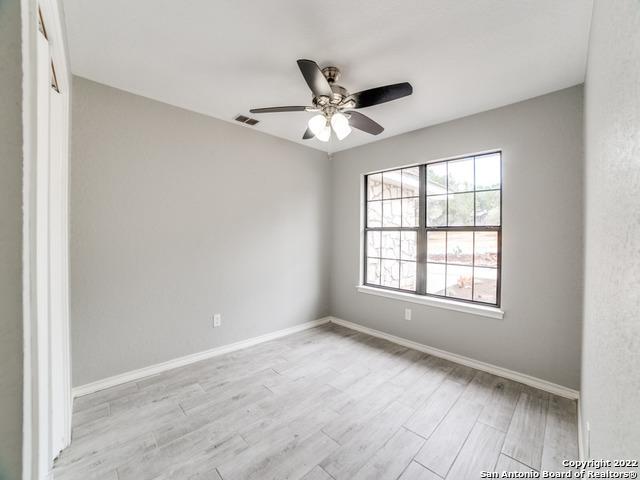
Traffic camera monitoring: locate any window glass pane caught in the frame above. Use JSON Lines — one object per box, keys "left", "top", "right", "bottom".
{"left": 401, "top": 231, "right": 417, "bottom": 261}
{"left": 448, "top": 158, "right": 474, "bottom": 192}
{"left": 427, "top": 195, "right": 447, "bottom": 226}
{"left": 382, "top": 199, "right": 402, "bottom": 227}
{"left": 474, "top": 231, "right": 498, "bottom": 267}
{"left": 447, "top": 231, "right": 473, "bottom": 265}
{"left": 426, "top": 263, "right": 446, "bottom": 295}
{"left": 367, "top": 201, "right": 382, "bottom": 228}
{"left": 382, "top": 170, "right": 402, "bottom": 199}
{"left": 402, "top": 198, "right": 419, "bottom": 227}
{"left": 381, "top": 231, "right": 400, "bottom": 259}
{"left": 400, "top": 261, "right": 416, "bottom": 290}
{"left": 446, "top": 265, "right": 473, "bottom": 300}
{"left": 427, "top": 231, "right": 446, "bottom": 263}
{"left": 381, "top": 259, "right": 400, "bottom": 287}
{"left": 402, "top": 167, "right": 420, "bottom": 197}
{"left": 473, "top": 267, "right": 497, "bottom": 304}
{"left": 426, "top": 163, "right": 447, "bottom": 195}
{"left": 475, "top": 153, "right": 501, "bottom": 191}
{"left": 366, "top": 154, "right": 501, "bottom": 306}
{"left": 367, "top": 258, "right": 381, "bottom": 285}
{"left": 448, "top": 192, "right": 474, "bottom": 226}
{"left": 367, "top": 231, "right": 381, "bottom": 257}
{"left": 475, "top": 190, "right": 500, "bottom": 226}
{"left": 367, "top": 173, "right": 383, "bottom": 200}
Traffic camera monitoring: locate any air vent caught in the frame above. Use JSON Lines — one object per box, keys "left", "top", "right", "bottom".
{"left": 234, "top": 114, "right": 260, "bottom": 126}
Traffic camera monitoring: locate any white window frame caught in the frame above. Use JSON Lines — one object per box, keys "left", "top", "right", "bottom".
{"left": 357, "top": 150, "right": 505, "bottom": 320}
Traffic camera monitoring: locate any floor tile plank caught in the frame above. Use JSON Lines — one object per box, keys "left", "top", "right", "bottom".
{"left": 71, "top": 403, "right": 110, "bottom": 429}
{"left": 217, "top": 430, "right": 338, "bottom": 480}
{"left": 413, "top": 398, "right": 483, "bottom": 477}
{"left": 352, "top": 427, "right": 425, "bottom": 480}
{"left": 495, "top": 454, "right": 536, "bottom": 473}
{"left": 541, "top": 395, "right": 579, "bottom": 471}
{"left": 445, "top": 422, "right": 505, "bottom": 479}
{"left": 320, "top": 400, "right": 415, "bottom": 480}
{"left": 477, "top": 378, "right": 521, "bottom": 432}
{"left": 502, "top": 390, "right": 549, "bottom": 470}
{"left": 404, "top": 380, "right": 465, "bottom": 439}
{"left": 398, "top": 462, "right": 443, "bottom": 480}
{"left": 301, "top": 465, "right": 334, "bottom": 480}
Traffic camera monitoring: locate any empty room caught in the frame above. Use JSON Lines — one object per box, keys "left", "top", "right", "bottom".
{"left": 1, "top": 0, "right": 639, "bottom": 479}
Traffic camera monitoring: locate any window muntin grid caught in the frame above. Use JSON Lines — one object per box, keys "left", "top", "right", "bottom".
{"left": 364, "top": 152, "right": 501, "bottom": 306}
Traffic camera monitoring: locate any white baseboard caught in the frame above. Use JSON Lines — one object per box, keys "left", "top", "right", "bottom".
{"left": 74, "top": 314, "right": 579, "bottom": 402}
{"left": 72, "top": 317, "right": 331, "bottom": 398}
{"left": 328, "top": 316, "right": 579, "bottom": 400}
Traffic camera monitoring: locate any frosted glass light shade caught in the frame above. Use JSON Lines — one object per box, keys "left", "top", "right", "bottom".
{"left": 331, "top": 112, "right": 352, "bottom": 140}
{"left": 308, "top": 114, "right": 327, "bottom": 135}
{"left": 308, "top": 114, "right": 330, "bottom": 142}
{"left": 316, "top": 125, "right": 331, "bottom": 142}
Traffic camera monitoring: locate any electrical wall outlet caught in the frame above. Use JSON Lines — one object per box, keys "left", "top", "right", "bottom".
{"left": 404, "top": 308, "right": 412, "bottom": 321}
{"left": 213, "top": 314, "right": 221, "bottom": 328}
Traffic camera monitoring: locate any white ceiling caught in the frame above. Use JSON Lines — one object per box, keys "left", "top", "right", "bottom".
{"left": 62, "top": 0, "right": 593, "bottom": 153}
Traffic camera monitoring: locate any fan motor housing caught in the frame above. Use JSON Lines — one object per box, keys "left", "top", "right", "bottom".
{"left": 312, "top": 66, "right": 355, "bottom": 113}
{"left": 330, "top": 84, "right": 348, "bottom": 103}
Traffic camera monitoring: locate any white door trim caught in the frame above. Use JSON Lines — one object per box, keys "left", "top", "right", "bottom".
{"left": 49, "top": 87, "right": 70, "bottom": 460}
{"left": 35, "top": 28, "right": 52, "bottom": 477}
{"left": 22, "top": 0, "right": 72, "bottom": 477}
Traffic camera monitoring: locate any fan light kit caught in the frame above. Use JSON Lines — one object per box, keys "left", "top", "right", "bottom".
{"left": 250, "top": 59, "right": 413, "bottom": 142}
{"left": 306, "top": 111, "right": 351, "bottom": 142}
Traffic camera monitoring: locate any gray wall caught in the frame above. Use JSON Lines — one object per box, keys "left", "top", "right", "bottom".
{"left": 0, "top": 0, "right": 23, "bottom": 478}
{"left": 581, "top": 0, "right": 640, "bottom": 458}
{"left": 71, "top": 77, "right": 331, "bottom": 386}
{"left": 330, "top": 86, "right": 583, "bottom": 389}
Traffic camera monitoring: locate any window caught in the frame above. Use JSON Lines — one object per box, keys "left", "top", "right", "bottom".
{"left": 364, "top": 152, "right": 501, "bottom": 306}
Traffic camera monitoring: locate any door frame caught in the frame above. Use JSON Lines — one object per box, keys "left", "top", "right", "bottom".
{"left": 22, "top": 0, "right": 72, "bottom": 477}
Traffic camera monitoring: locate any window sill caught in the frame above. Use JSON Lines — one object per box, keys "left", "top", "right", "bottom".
{"left": 356, "top": 285, "right": 505, "bottom": 320}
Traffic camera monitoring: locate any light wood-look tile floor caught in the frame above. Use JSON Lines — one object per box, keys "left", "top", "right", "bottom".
{"left": 53, "top": 323, "right": 579, "bottom": 480}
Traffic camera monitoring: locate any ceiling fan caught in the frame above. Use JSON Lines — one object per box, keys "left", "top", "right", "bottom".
{"left": 249, "top": 59, "right": 413, "bottom": 142}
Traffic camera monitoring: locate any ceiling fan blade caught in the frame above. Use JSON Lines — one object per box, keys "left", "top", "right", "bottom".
{"left": 297, "top": 59, "right": 333, "bottom": 98}
{"left": 347, "top": 111, "right": 384, "bottom": 135}
{"left": 302, "top": 127, "right": 315, "bottom": 140}
{"left": 352, "top": 82, "right": 413, "bottom": 109}
{"left": 250, "top": 106, "right": 309, "bottom": 113}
